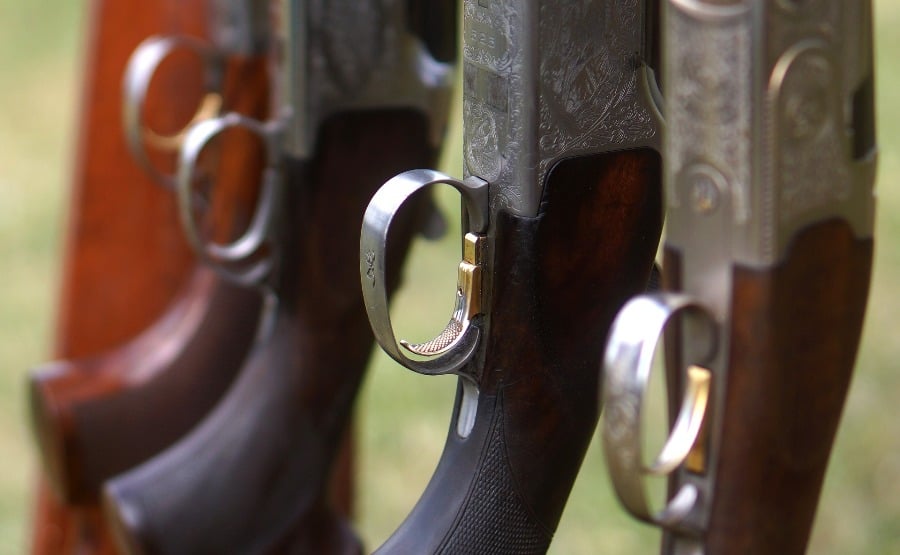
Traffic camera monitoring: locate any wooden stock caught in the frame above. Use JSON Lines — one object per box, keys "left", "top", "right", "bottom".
{"left": 663, "top": 218, "right": 872, "bottom": 554}
{"left": 31, "top": 1, "right": 206, "bottom": 553}
{"left": 29, "top": 46, "right": 270, "bottom": 501}
{"left": 376, "top": 148, "right": 662, "bottom": 554}
{"left": 29, "top": 269, "right": 262, "bottom": 503}
{"left": 103, "top": 110, "right": 437, "bottom": 554}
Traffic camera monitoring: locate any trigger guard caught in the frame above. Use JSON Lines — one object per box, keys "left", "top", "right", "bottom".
{"left": 175, "top": 112, "right": 282, "bottom": 287}
{"left": 122, "top": 35, "right": 224, "bottom": 190}
{"left": 601, "top": 293, "right": 715, "bottom": 529}
{"left": 360, "top": 169, "right": 488, "bottom": 377}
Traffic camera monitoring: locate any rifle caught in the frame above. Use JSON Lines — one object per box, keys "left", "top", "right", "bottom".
{"left": 102, "top": 1, "right": 457, "bottom": 553}
{"left": 602, "top": 1, "right": 877, "bottom": 553}
{"left": 27, "top": 1, "right": 208, "bottom": 552}
{"left": 28, "top": 0, "right": 271, "bottom": 507}
{"left": 360, "top": 0, "right": 663, "bottom": 552}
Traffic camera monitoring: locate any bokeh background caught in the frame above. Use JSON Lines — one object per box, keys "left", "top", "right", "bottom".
{"left": 1, "top": 1, "right": 898, "bottom": 553}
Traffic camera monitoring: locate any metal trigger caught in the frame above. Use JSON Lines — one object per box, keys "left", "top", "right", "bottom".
{"left": 360, "top": 170, "right": 489, "bottom": 378}
{"left": 401, "top": 233, "right": 485, "bottom": 357}
{"left": 601, "top": 293, "right": 717, "bottom": 532}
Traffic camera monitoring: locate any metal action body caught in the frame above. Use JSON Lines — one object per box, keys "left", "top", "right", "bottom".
{"left": 362, "top": 1, "right": 664, "bottom": 552}
{"left": 602, "top": 1, "right": 876, "bottom": 553}
{"left": 103, "top": 1, "right": 456, "bottom": 553}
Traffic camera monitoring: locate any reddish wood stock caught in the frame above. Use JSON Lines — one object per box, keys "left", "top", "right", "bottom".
{"left": 663, "top": 219, "right": 872, "bottom": 554}
{"left": 29, "top": 42, "right": 270, "bottom": 503}
{"left": 29, "top": 0, "right": 350, "bottom": 551}
{"left": 31, "top": 1, "right": 205, "bottom": 552}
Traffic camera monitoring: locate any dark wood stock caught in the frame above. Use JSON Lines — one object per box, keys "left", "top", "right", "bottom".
{"left": 30, "top": 1, "right": 206, "bottom": 553}
{"left": 376, "top": 148, "right": 663, "bottom": 554}
{"left": 664, "top": 219, "right": 872, "bottom": 554}
{"left": 103, "top": 110, "right": 437, "bottom": 554}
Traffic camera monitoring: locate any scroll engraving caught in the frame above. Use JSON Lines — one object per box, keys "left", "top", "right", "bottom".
{"left": 771, "top": 45, "right": 849, "bottom": 221}
{"left": 319, "top": 0, "right": 385, "bottom": 91}
{"left": 538, "top": 0, "right": 655, "bottom": 180}
{"left": 667, "top": 3, "right": 751, "bottom": 224}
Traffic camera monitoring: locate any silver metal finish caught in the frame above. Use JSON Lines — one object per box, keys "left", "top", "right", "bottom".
{"left": 462, "top": 0, "right": 661, "bottom": 216}
{"left": 176, "top": 113, "right": 283, "bottom": 288}
{"left": 664, "top": 0, "right": 876, "bottom": 268}
{"left": 602, "top": 294, "right": 715, "bottom": 532}
{"left": 361, "top": 0, "right": 665, "bottom": 391}
{"left": 361, "top": 169, "right": 488, "bottom": 378}
{"left": 282, "top": 0, "right": 456, "bottom": 159}
{"left": 602, "top": 1, "right": 877, "bottom": 552}
{"left": 157, "top": 0, "right": 454, "bottom": 286}
{"left": 122, "top": 2, "right": 273, "bottom": 189}
{"left": 122, "top": 35, "right": 224, "bottom": 189}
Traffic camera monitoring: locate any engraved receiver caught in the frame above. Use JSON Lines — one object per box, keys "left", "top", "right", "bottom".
{"left": 601, "top": 1, "right": 877, "bottom": 553}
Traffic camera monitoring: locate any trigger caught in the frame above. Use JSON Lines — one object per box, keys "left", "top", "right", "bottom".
{"left": 401, "top": 290, "right": 466, "bottom": 356}
{"left": 400, "top": 233, "right": 485, "bottom": 358}
{"left": 143, "top": 92, "right": 223, "bottom": 151}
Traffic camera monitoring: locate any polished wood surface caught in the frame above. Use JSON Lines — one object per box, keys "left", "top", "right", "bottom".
{"left": 31, "top": 1, "right": 207, "bottom": 552}
{"left": 664, "top": 219, "right": 872, "bottom": 554}
{"left": 29, "top": 46, "right": 271, "bottom": 504}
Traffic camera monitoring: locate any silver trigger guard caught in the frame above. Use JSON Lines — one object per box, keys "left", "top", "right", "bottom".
{"left": 602, "top": 293, "right": 716, "bottom": 530}
{"left": 361, "top": 169, "right": 489, "bottom": 377}
{"left": 176, "top": 113, "right": 282, "bottom": 288}
{"left": 123, "top": 35, "right": 224, "bottom": 190}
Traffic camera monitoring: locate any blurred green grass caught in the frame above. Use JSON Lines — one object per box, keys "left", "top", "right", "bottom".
{"left": 0, "top": 1, "right": 898, "bottom": 554}
{"left": 0, "top": 1, "right": 83, "bottom": 552}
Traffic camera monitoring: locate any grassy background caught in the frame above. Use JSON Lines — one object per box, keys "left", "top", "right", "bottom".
{"left": 0, "top": 1, "right": 898, "bottom": 553}
{"left": 0, "top": 0, "right": 83, "bottom": 552}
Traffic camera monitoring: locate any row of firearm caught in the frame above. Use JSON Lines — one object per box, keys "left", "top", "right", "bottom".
{"left": 27, "top": 0, "right": 877, "bottom": 553}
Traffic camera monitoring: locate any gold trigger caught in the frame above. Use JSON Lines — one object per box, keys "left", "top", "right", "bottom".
{"left": 143, "top": 92, "right": 223, "bottom": 151}
{"left": 401, "top": 233, "right": 485, "bottom": 357}
{"left": 648, "top": 364, "right": 711, "bottom": 477}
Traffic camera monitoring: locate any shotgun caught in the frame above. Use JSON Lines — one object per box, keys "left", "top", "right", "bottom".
{"left": 361, "top": 0, "right": 663, "bottom": 552}
{"left": 103, "top": 1, "right": 457, "bottom": 553}
{"left": 601, "top": 1, "right": 877, "bottom": 553}
{"left": 28, "top": 0, "right": 271, "bottom": 505}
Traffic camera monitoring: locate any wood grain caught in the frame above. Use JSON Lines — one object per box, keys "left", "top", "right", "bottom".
{"left": 663, "top": 218, "right": 872, "bottom": 554}
{"left": 31, "top": 1, "right": 206, "bottom": 553}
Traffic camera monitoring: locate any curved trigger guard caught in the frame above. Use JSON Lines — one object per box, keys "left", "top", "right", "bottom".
{"left": 602, "top": 293, "right": 716, "bottom": 530}
{"left": 123, "top": 35, "right": 225, "bottom": 190}
{"left": 176, "top": 113, "right": 282, "bottom": 288}
{"left": 361, "top": 169, "right": 489, "bottom": 378}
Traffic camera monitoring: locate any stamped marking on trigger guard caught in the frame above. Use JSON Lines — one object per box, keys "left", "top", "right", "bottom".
{"left": 365, "top": 250, "right": 377, "bottom": 287}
